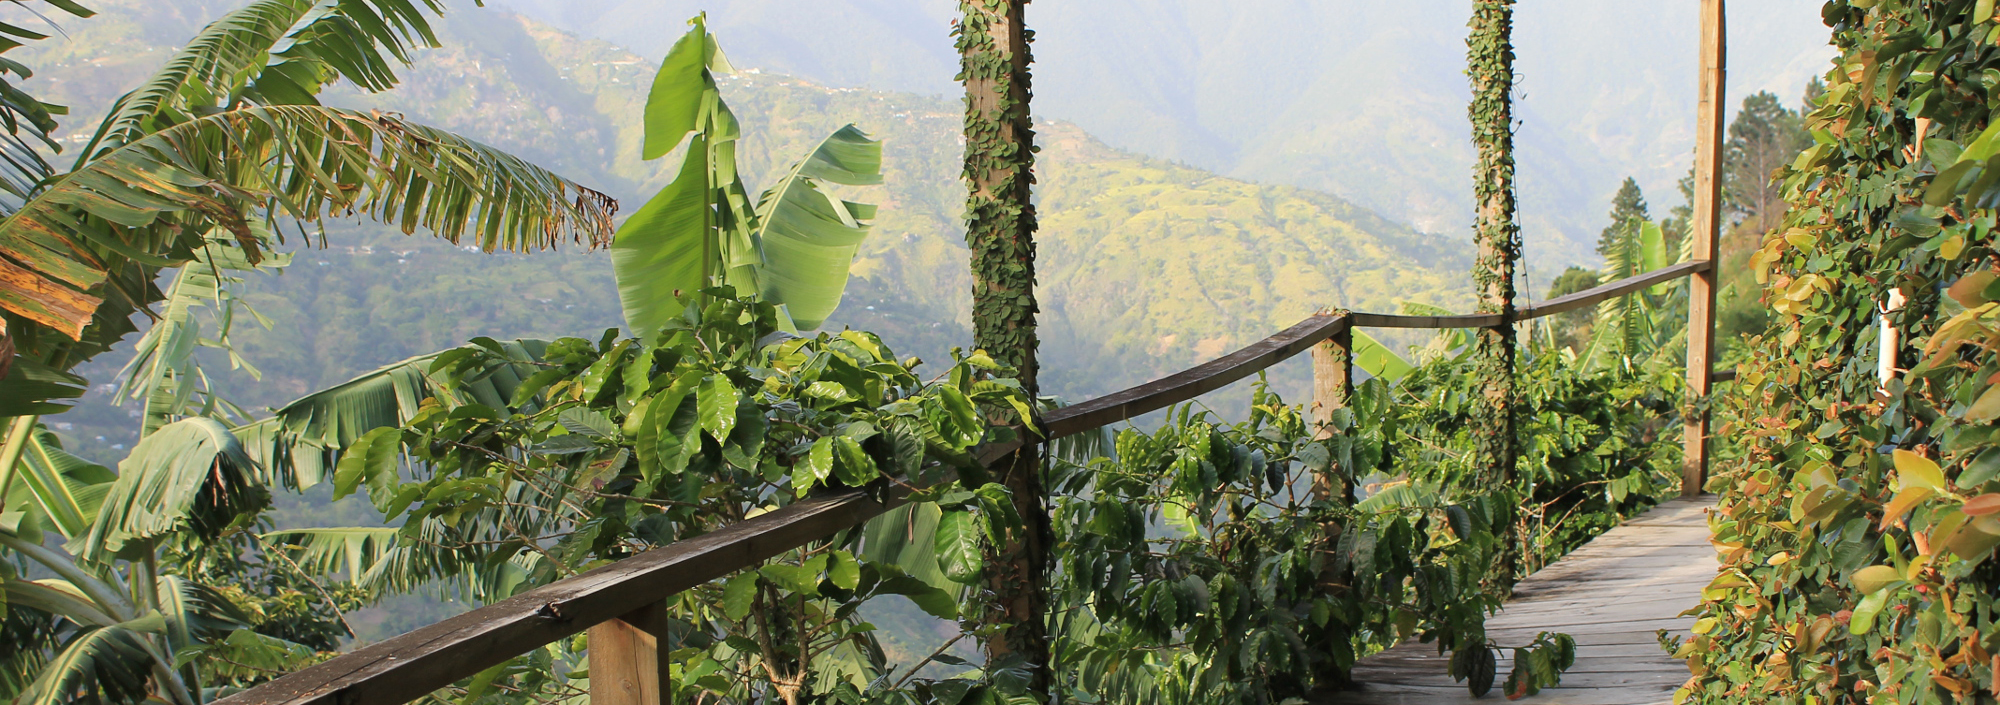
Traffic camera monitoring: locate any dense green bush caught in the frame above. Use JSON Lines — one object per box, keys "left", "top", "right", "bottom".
{"left": 330, "top": 291, "right": 1037, "bottom": 704}
{"left": 1392, "top": 346, "right": 1685, "bottom": 569}
{"left": 1039, "top": 335, "right": 1685, "bottom": 704}
{"left": 1680, "top": 3, "right": 2000, "bottom": 703}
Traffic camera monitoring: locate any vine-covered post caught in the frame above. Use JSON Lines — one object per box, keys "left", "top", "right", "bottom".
{"left": 1467, "top": 0, "right": 1520, "bottom": 491}
{"left": 1682, "top": 0, "right": 1725, "bottom": 498}
{"left": 955, "top": 0, "right": 1050, "bottom": 690}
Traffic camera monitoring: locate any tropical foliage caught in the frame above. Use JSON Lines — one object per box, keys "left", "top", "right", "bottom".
{"left": 0, "top": 1, "right": 624, "bottom": 701}
{"left": 1679, "top": 3, "right": 2000, "bottom": 704}
{"left": 1046, "top": 379, "right": 1578, "bottom": 703}
{"left": 314, "top": 289, "right": 1035, "bottom": 704}
{"left": 611, "top": 15, "right": 883, "bottom": 337}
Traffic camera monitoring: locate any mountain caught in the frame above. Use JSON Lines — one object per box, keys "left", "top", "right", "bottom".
{"left": 489, "top": 0, "right": 1836, "bottom": 270}
{"left": 23, "top": 2, "right": 1466, "bottom": 461}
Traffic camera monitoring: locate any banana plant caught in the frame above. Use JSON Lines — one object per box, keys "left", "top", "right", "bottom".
{"left": 1582, "top": 218, "right": 1690, "bottom": 371}
{"left": 0, "top": 0, "right": 624, "bottom": 700}
{"left": 0, "top": 418, "right": 316, "bottom": 705}
{"left": 613, "top": 15, "right": 884, "bottom": 338}
{"left": 0, "top": 0, "right": 615, "bottom": 420}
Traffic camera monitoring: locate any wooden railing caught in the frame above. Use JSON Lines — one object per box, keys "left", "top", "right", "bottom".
{"left": 215, "top": 257, "right": 1719, "bottom": 705}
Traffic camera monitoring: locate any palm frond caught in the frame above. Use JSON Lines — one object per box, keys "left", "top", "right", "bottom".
{"left": 81, "top": 0, "right": 447, "bottom": 161}
{"left": 1, "top": 579, "right": 117, "bottom": 628}
{"left": 262, "top": 525, "right": 475, "bottom": 597}
{"left": 1, "top": 105, "right": 615, "bottom": 340}
{"left": 113, "top": 232, "right": 285, "bottom": 436}
{"left": 0, "top": 355, "right": 83, "bottom": 416}
{"left": 73, "top": 417, "right": 263, "bottom": 563}
{"left": 0, "top": 531, "right": 133, "bottom": 619}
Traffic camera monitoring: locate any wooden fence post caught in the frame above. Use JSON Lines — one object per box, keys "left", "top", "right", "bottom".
{"left": 589, "top": 602, "right": 671, "bottom": 705}
{"left": 1684, "top": 0, "right": 1726, "bottom": 498}
{"left": 1311, "top": 323, "right": 1353, "bottom": 440}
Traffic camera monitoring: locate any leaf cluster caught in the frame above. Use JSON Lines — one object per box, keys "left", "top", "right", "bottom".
{"left": 1682, "top": 2, "right": 2000, "bottom": 703}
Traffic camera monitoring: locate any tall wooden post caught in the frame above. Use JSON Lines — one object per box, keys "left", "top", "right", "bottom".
{"left": 1309, "top": 322, "right": 1354, "bottom": 690}
{"left": 1684, "top": 0, "right": 1726, "bottom": 498}
{"left": 1468, "top": 0, "right": 1520, "bottom": 490}
{"left": 956, "top": 0, "right": 1049, "bottom": 691}
{"left": 589, "top": 603, "right": 671, "bottom": 705}
{"left": 1311, "top": 324, "right": 1354, "bottom": 439}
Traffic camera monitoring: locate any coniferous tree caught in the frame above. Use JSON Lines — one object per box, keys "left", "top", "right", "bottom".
{"left": 1594, "top": 178, "right": 1651, "bottom": 261}
{"left": 1723, "top": 91, "right": 1810, "bottom": 240}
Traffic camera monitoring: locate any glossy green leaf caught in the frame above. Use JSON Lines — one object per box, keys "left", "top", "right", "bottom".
{"left": 935, "top": 508, "right": 983, "bottom": 585}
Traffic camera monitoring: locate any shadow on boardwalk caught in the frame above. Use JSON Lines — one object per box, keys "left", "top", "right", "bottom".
{"left": 1312, "top": 497, "right": 1716, "bottom": 705}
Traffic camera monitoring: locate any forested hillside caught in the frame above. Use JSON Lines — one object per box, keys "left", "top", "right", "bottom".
{"left": 23, "top": 2, "right": 1467, "bottom": 459}
{"left": 497, "top": 0, "right": 1835, "bottom": 266}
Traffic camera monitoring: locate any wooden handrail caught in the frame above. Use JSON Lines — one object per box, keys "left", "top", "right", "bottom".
{"left": 1517, "top": 260, "right": 1711, "bottom": 320}
{"left": 1042, "top": 313, "right": 1350, "bottom": 440}
{"left": 215, "top": 442, "right": 1020, "bottom": 705}
{"left": 219, "top": 260, "right": 1709, "bottom": 705}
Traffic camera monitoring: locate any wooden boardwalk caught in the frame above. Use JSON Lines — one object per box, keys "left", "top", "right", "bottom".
{"left": 1315, "top": 496, "right": 1716, "bottom": 705}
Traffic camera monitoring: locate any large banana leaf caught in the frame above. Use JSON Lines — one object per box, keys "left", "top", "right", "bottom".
{"left": 640, "top": 14, "right": 729, "bottom": 160}
{"left": 12, "top": 620, "right": 162, "bottom": 705}
{"left": 752, "top": 126, "right": 882, "bottom": 330}
{"left": 1352, "top": 329, "right": 1415, "bottom": 382}
{"left": 235, "top": 338, "right": 549, "bottom": 489}
{"left": 74, "top": 418, "right": 261, "bottom": 563}
{"left": 615, "top": 16, "right": 736, "bottom": 340}
{"left": 615, "top": 18, "right": 880, "bottom": 336}
{"left": 0, "top": 105, "right": 614, "bottom": 340}
{"left": 82, "top": 0, "right": 448, "bottom": 161}
{"left": 11, "top": 429, "right": 114, "bottom": 540}
{"left": 115, "top": 235, "right": 286, "bottom": 437}
{"left": 613, "top": 131, "right": 715, "bottom": 341}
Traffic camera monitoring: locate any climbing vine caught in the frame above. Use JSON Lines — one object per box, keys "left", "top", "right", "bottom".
{"left": 955, "top": 0, "right": 1051, "bottom": 691}
{"left": 1466, "top": 0, "right": 1522, "bottom": 490}
{"left": 1680, "top": 3, "right": 2000, "bottom": 704}
{"left": 955, "top": 0, "right": 1039, "bottom": 389}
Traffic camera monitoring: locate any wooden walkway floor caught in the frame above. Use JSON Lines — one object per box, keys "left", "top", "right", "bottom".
{"left": 1314, "top": 496, "right": 1717, "bottom": 705}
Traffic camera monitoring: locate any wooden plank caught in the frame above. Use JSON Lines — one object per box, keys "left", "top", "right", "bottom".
{"left": 1516, "top": 261, "right": 1709, "bottom": 321}
{"left": 1320, "top": 498, "right": 1715, "bottom": 705}
{"left": 215, "top": 441, "right": 1021, "bottom": 705}
{"left": 1683, "top": 0, "right": 1727, "bottom": 498}
{"left": 1042, "top": 314, "right": 1349, "bottom": 439}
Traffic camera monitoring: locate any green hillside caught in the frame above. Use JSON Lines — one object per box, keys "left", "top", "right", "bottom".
{"left": 25, "top": 2, "right": 1467, "bottom": 462}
